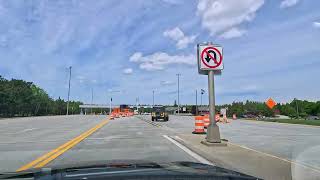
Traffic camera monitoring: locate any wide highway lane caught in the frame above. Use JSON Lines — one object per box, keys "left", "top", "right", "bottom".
{"left": 0, "top": 115, "right": 200, "bottom": 173}
{"left": 47, "top": 115, "right": 199, "bottom": 167}
{"left": 1, "top": 114, "right": 319, "bottom": 175}
{"left": 141, "top": 115, "right": 320, "bottom": 170}
{"left": 0, "top": 115, "right": 106, "bottom": 172}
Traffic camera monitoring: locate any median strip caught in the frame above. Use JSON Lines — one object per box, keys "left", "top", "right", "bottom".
{"left": 16, "top": 120, "right": 109, "bottom": 172}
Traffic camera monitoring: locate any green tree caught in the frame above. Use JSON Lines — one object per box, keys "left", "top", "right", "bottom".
{"left": 31, "top": 84, "right": 51, "bottom": 116}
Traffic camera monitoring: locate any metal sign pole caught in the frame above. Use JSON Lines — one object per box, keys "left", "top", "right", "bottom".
{"left": 206, "top": 71, "right": 221, "bottom": 143}
{"left": 197, "top": 42, "right": 225, "bottom": 145}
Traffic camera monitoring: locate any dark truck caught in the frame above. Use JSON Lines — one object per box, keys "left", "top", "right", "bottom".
{"left": 151, "top": 106, "right": 169, "bottom": 121}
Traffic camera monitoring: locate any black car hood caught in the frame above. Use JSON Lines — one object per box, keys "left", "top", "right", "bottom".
{"left": 1, "top": 160, "right": 260, "bottom": 179}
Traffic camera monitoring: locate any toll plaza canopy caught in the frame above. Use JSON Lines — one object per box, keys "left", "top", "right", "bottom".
{"left": 79, "top": 104, "right": 152, "bottom": 115}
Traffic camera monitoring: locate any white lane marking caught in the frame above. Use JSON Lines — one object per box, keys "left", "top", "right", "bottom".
{"left": 228, "top": 142, "right": 320, "bottom": 173}
{"left": 21, "top": 128, "right": 35, "bottom": 133}
{"left": 162, "top": 135, "right": 214, "bottom": 166}
{"left": 242, "top": 119, "right": 320, "bottom": 128}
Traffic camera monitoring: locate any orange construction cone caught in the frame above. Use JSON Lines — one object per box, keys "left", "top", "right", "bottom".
{"left": 203, "top": 115, "right": 210, "bottom": 128}
{"left": 192, "top": 116, "right": 206, "bottom": 134}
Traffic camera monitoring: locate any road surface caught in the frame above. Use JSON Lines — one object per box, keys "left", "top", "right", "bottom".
{"left": 0, "top": 115, "right": 319, "bottom": 176}
{"left": 0, "top": 115, "right": 197, "bottom": 172}
{"left": 147, "top": 115, "right": 320, "bottom": 170}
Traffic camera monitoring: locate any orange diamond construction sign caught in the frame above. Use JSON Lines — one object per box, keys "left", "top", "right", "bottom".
{"left": 265, "top": 98, "right": 276, "bottom": 109}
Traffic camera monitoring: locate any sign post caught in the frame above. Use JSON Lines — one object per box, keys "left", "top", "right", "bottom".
{"left": 197, "top": 42, "right": 225, "bottom": 145}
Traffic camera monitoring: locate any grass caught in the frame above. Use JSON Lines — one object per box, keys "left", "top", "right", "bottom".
{"left": 258, "top": 118, "right": 320, "bottom": 126}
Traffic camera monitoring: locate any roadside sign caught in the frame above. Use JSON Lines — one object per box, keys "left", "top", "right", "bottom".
{"left": 197, "top": 42, "right": 224, "bottom": 145}
{"left": 198, "top": 43, "right": 223, "bottom": 75}
{"left": 220, "top": 108, "right": 227, "bottom": 116}
{"left": 265, "top": 98, "right": 276, "bottom": 109}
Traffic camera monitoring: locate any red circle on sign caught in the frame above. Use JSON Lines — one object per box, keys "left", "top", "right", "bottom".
{"left": 201, "top": 47, "right": 223, "bottom": 68}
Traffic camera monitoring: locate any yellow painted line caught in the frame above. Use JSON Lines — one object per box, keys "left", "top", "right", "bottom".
{"left": 16, "top": 120, "right": 109, "bottom": 171}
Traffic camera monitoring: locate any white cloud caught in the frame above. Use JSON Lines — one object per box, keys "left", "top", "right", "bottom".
{"left": 163, "top": 27, "right": 184, "bottom": 41}
{"left": 197, "top": 0, "right": 264, "bottom": 38}
{"left": 280, "top": 0, "right": 299, "bottom": 8}
{"left": 123, "top": 68, "right": 133, "bottom": 75}
{"left": 163, "top": 27, "right": 196, "bottom": 49}
{"left": 313, "top": 21, "right": 320, "bottom": 28}
{"left": 129, "top": 52, "right": 196, "bottom": 71}
{"left": 219, "top": 28, "right": 247, "bottom": 39}
{"left": 76, "top": 75, "right": 86, "bottom": 83}
{"left": 161, "top": 81, "right": 175, "bottom": 86}
{"left": 162, "top": 0, "right": 182, "bottom": 5}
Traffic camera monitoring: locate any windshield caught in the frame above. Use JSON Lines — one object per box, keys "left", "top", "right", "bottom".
{"left": 0, "top": 1, "right": 320, "bottom": 180}
{"left": 153, "top": 107, "right": 165, "bottom": 112}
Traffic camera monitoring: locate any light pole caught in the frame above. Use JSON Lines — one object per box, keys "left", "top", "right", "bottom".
{"left": 295, "top": 98, "right": 299, "bottom": 118}
{"left": 152, "top": 90, "right": 155, "bottom": 107}
{"left": 196, "top": 89, "right": 198, "bottom": 115}
{"left": 176, "top": 73, "right": 181, "bottom": 114}
{"left": 136, "top": 97, "right": 139, "bottom": 111}
{"left": 200, "top": 89, "right": 205, "bottom": 114}
{"left": 66, "top": 66, "right": 72, "bottom": 115}
{"left": 108, "top": 90, "right": 120, "bottom": 115}
{"left": 109, "top": 97, "right": 112, "bottom": 115}
{"left": 91, "top": 88, "right": 93, "bottom": 114}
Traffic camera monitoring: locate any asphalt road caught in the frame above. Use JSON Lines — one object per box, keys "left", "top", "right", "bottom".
{"left": 142, "top": 115, "right": 320, "bottom": 170}
{"left": 0, "top": 115, "right": 197, "bottom": 173}
{"left": 0, "top": 115, "right": 104, "bottom": 172}
{"left": 0, "top": 114, "right": 319, "bottom": 175}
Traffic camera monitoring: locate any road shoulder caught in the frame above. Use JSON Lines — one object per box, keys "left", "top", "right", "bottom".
{"left": 172, "top": 134, "right": 320, "bottom": 180}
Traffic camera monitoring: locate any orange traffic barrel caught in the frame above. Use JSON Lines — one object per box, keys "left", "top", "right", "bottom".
{"left": 192, "top": 116, "right": 206, "bottom": 134}
{"left": 215, "top": 114, "right": 220, "bottom": 122}
{"left": 232, "top": 114, "right": 237, "bottom": 120}
{"left": 203, "top": 115, "right": 210, "bottom": 128}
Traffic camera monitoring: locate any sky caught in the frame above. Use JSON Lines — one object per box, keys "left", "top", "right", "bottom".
{"left": 0, "top": 0, "right": 319, "bottom": 106}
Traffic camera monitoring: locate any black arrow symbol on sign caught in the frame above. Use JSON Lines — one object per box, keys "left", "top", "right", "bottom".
{"left": 205, "top": 50, "right": 218, "bottom": 64}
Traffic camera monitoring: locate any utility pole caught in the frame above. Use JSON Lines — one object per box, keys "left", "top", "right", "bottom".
{"left": 200, "top": 89, "right": 205, "bottom": 114}
{"left": 196, "top": 89, "right": 198, "bottom": 115}
{"left": 152, "top": 90, "right": 155, "bottom": 107}
{"left": 109, "top": 97, "right": 112, "bottom": 115}
{"left": 66, "top": 66, "right": 72, "bottom": 115}
{"left": 136, "top": 97, "right": 139, "bottom": 110}
{"left": 91, "top": 88, "right": 93, "bottom": 114}
{"left": 176, "top": 73, "right": 181, "bottom": 114}
{"left": 295, "top": 99, "right": 299, "bottom": 118}
{"left": 108, "top": 90, "right": 119, "bottom": 115}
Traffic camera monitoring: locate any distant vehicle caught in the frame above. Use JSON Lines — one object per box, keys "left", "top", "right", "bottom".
{"left": 151, "top": 106, "right": 169, "bottom": 121}
{"left": 307, "top": 116, "right": 320, "bottom": 120}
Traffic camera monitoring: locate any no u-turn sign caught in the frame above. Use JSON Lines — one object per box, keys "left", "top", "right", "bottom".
{"left": 197, "top": 43, "right": 223, "bottom": 75}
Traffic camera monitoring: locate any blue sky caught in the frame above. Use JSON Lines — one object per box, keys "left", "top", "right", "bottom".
{"left": 0, "top": 0, "right": 319, "bottom": 105}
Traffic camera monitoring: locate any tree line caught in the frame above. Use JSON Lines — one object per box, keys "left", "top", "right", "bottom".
{"left": 217, "top": 99, "right": 320, "bottom": 118}
{"left": 0, "top": 76, "right": 82, "bottom": 117}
